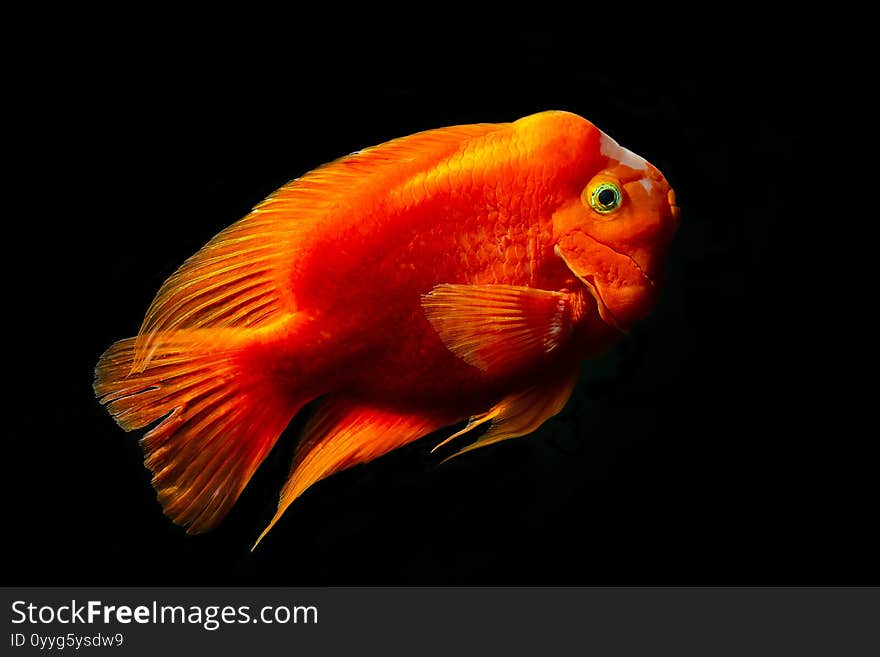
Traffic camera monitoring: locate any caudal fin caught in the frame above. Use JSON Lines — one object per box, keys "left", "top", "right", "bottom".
{"left": 94, "top": 329, "right": 301, "bottom": 533}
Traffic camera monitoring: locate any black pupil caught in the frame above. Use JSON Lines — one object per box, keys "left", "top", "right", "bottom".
{"left": 597, "top": 187, "right": 617, "bottom": 207}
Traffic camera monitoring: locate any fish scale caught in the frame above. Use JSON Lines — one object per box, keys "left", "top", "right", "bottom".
{"left": 94, "top": 110, "right": 679, "bottom": 545}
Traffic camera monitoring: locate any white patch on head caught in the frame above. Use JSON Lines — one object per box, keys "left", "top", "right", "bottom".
{"left": 639, "top": 177, "right": 653, "bottom": 194}
{"left": 599, "top": 131, "right": 648, "bottom": 173}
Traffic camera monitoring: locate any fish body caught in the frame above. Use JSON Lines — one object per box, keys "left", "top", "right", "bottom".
{"left": 94, "top": 110, "right": 679, "bottom": 544}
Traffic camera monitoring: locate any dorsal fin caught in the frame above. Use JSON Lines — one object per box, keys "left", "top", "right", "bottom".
{"left": 132, "top": 122, "right": 503, "bottom": 372}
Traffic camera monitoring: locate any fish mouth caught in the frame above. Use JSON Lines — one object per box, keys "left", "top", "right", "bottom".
{"left": 668, "top": 188, "right": 681, "bottom": 226}
{"left": 553, "top": 245, "right": 626, "bottom": 333}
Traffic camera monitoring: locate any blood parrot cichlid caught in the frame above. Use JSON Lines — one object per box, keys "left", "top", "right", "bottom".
{"left": 94, "top": 110, "right": 680, "bottom": 546}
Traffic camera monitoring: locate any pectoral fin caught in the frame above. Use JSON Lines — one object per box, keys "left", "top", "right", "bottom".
{"left": 421, "top": 284, "right": 572, "bottom": 372}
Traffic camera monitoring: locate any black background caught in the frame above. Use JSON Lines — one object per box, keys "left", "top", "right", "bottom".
{"left": 7, "top": 31, "right": 867, "bottom": 586}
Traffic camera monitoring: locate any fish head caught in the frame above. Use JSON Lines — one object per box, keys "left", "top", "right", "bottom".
{"left": 551, "top": 126, "right": 680, "bottom": 332}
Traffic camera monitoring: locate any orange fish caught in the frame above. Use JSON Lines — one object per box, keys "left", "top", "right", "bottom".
{"left": 94, "top": 110, "right": 679, "bottom": 547}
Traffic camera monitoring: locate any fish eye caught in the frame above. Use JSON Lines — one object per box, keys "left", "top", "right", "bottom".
{"left": 588, "top": 182, "right": 622, "bottom": 214}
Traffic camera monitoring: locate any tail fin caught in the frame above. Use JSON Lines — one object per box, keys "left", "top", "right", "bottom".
{"left": 94, "top": 329, "right": 300, "bottom": 533}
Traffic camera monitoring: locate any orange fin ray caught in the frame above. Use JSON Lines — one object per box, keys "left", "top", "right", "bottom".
{"left": 437, "top": 366, "right": 580, "bottom": 462}
{"left": 134, "top": 123, "right": 502, "bottom": 372}
{"left": 253, "top": 398, "right": 454, "bottom": 549}
{"left": 421, "top": 284, "right": 573, "bottom": 372}
{"left": 131, "top": 227, "right": 297, "bottom": 372}
{"left": 95, "top": 329, "right": 302, "bottom": 533}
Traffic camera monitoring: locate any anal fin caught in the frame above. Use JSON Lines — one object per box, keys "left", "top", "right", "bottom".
{"left": 253, "top": 398, "right": 455, "bottom": 548}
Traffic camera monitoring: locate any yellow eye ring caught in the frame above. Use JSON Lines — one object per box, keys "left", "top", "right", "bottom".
{"left": 588, "top": 182, "right": 622, "bottom": 214}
